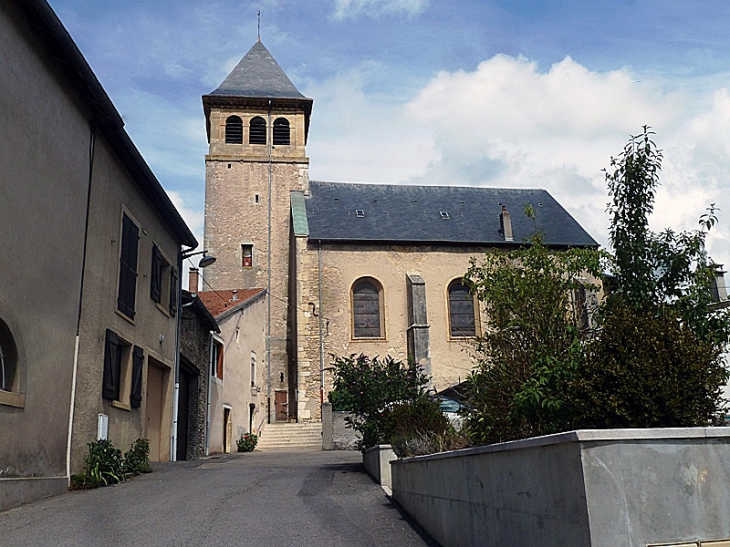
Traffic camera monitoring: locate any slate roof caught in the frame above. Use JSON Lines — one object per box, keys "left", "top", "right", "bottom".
{"left": 207, "top": 41, "right": 308, "bottom": 100}
{"left": 303, "top": 181, "right": 597, "bottom": 248}
{"left": 198, "top": 288, "right": 266, "bottom": 319}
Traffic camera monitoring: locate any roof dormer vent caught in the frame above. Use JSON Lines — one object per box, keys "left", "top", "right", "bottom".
{"left": 355, "top": 209, "right": 365, "bottom": 218}
{"left": 440, "top": 211, "right": 450, "bottom": 219}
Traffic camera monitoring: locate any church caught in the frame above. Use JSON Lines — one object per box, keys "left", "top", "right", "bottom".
{"left": 201, "top": 39, "right": 598, "bottom": 426}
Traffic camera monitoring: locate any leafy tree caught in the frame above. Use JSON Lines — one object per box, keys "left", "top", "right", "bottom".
{"left": 462, "top": 127, "right": 730, "bottom": 443}
{"left": 572, "top": 126, "right": 730, "bottom": 428}
{"left": 462, "top": 224, "right": 604, "bottom": 444}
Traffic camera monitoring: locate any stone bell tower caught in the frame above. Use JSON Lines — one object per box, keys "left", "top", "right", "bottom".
{"left": 202, "top": 40, "right": 313, "bottom": 422}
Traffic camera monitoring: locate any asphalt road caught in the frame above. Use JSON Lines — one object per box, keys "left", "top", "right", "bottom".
{"left": 0, "top": 450, "right": 439, "bottom": 547}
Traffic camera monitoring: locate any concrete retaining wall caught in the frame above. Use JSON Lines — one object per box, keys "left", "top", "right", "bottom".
{"left": 363, "top": 445, "right": 397, "bottom": 489}
{"left": 322, "top": 403, "right": 360, "bottom": 450}
{"left": 391, "top": 428, "right": 730, "bottom": 547}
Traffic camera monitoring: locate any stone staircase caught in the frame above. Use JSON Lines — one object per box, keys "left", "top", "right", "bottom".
{"left": 256, "top": 422, "right": 323, "bottom": 451}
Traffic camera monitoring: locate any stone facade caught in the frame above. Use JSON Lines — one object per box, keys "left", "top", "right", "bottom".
{"left": 178, "top": 291, "right": 217, "bottom": 460}
{"left": 294, "top": 243, "right": 488, "bottom": 406}
{"left": 203, "top": 41, "right": 598, "bottom": 428}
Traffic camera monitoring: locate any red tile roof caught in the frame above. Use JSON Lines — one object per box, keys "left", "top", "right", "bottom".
{"left": 197, "top": 288, "right": 265, "bottom": 318}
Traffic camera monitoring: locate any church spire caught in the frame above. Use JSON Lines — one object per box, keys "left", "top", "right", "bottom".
{"left": 206, "top": 41, "right": 308, "bottom": 100}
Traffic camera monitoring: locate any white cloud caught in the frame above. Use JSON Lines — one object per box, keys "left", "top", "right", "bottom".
{"left": 400, "top": 54, "right": 730, "bottom": 264}
{"left": 307, "top": 53, "right": 730, "bottom": 268}
{"left": 332, "top": 0, "right": 428, "bottom": 20}
{"left": 166, "top": 190, "right": 204, "bottom": 250}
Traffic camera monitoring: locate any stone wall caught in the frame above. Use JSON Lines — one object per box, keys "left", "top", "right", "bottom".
{"left": 179, "top": 301, "right": 211, "bottom": 459}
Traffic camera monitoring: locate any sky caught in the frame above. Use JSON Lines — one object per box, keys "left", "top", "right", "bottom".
{"left": 49, "top": 0, "right": 730, "bottom": 270}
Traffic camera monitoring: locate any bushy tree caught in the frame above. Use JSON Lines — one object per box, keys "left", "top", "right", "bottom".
{"left": 462, "top": 127, "right": 730, "bottom": 444}
{"left": 571, "top": 127, "right": 730, "bottom": 427}
{"left": 463, "top": 224, "right": 604, "bottom": 444}
{"left": 328, "top": 354, "right": 433, "bottom": 447}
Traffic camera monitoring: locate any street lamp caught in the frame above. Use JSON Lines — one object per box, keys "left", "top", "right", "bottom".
{"left": 182, "top": 249, "right": 216, "bottom": 269}
{"left": 172, "top": 248, "right": 215, "bottom": 461}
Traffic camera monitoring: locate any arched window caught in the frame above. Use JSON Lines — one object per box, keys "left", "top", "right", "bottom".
{"left": 352, "top": 278, "right": 383, "bottom": 338}
{"left": 0, "top": 318, "right": 19, "bottom": 393}
{"left": 273, "top": 118, "right": 290, "bottom": 146}
{"left": 225, "top": 116, "right": 243, "bottom": 144}
{"left": 249, "top": 116, "right": 266, "bottom": 145}
{"left": 448, "top": 280, "right": 476, "bottom": 337}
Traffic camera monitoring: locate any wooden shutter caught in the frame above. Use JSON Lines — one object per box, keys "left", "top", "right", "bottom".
{"left": 353, "top": 281, "right": 381, "bottom": 338}
{"left": 117, "top": 213, "right": 139, "bottom": 319}
{"left": 449, "top": 282, "right": 476, "bottom": 337}
{"left": 102, "top": 329, "right": 120, "bottom": 400}
{"left": 150, "top": 245, "right": 162, "bottom": 303}
{"left": 169, "top": 267, "right": 178, "bottom": 316}
{"left": 130, "top": 345, "right": 144, "bottom": 408}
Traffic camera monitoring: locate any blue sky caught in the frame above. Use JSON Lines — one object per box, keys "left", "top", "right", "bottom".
{"left": 50, "top": 0, "right": 730, "bottom": 269}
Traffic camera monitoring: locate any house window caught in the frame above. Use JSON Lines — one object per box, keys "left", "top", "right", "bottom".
{"left": 151, "top": 244, "right": 177, "bottom": 316}
{"left": 117, "top": 212, "right": 139, "bottom": 320}
{"left": 448, "top": 280, "right": 476, "bottom": 338}
{"left": 249, "top": 116, "right": 266, "bottom": 145}
{"left": 225, "top": 116, "right": 243, "bottom": 144}
{"left": 0, "top": 318, "right": 18, "bottom": 394}
{"left": 352, "top": 278, "right": 384, "bottom": 338}
{"left": 242, "top": 244, "right": 253, "bottom": 268}
{"left": 212, "top": 339, "right": 224, "bottom": 380}
{"left": 250, "top": 352, "right": 256, "bottom": 388}
{"left": 102, "top": 329, "right": 144, "bottom": 407}
{"left": 273, "top": 118, "right": 290, "bottom": 146}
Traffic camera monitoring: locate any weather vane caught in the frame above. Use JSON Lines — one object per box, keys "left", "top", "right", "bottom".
{"left": 257, "top": 10, "right": 261, "bottom": 42}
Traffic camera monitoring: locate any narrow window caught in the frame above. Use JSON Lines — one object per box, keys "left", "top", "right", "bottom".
{"left": 250, "top": 353, "right": 256, "bottom": 388}
{"left": 273, "top": 118, "right": 290, "bottom": 146}
{"left": 352, "top": 278, "right": 383, "bottom": 338}
{"left": 212, "top": 339, "right": 224, "bottom": 380}
{"left": 118, "top": 213, "right": 139, "bottom": 320}
{"left": 242, "top": 244, "right": 253, "bottom": 268}
{"left": 249, "top": 116, "right": 266, "bottom": 145}
{"left": 225, "top": 116, "right": 243, "bottom": 144}
{"left": 448, "top": 280, "right": 476, "bottom": 337}
{"left": 0, "top": 318, "right": 18, "bottom": 393}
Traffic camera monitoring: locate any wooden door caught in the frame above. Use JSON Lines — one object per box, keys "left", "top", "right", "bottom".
{"left": 275, "top": 390, "right": 288, "bottom": 422}
{"left": 146, "top": 363, "right": 163, "bottom": 461}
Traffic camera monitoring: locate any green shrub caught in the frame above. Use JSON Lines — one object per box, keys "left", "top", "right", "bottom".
{"left": 236, "top": 432, "right": 258, "bottom": 452}
{"left": 383, "top": 398, "right": 470, "bottom": 457}
{"left": 82, "top": 439, "right": 125, "bottom": 487}
{"left": 123, "top": 438, "right": 152, "bottom": 474}
{"left": 70, "top": 438, "right": 153, "bottom": 490}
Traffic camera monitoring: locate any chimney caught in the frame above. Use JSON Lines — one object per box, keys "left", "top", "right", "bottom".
{"left": 188, "top": 267, "right": 199, "bottom": 295}
{"left": 231, "top": 289, "right": 239, "bottom": 301}
{"left": 500, "top": 205, "right": 513, "bottom": 241}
